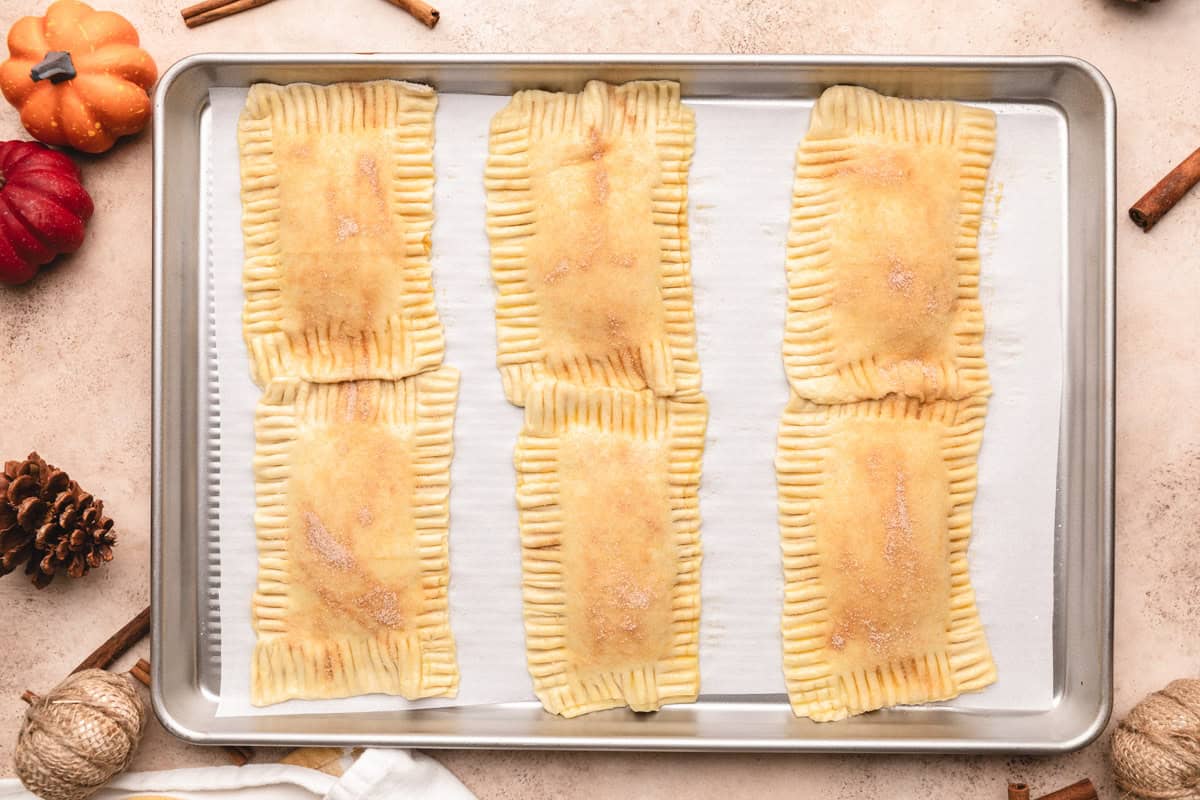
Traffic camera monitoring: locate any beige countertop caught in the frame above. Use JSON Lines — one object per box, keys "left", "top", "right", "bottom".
{"left": 0, "top": 0, "right": 1192, "bottom": 796}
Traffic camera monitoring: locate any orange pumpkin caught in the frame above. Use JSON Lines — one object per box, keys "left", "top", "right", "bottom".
{"left": 0, "top": 1, "right": 157, "bottom": 154}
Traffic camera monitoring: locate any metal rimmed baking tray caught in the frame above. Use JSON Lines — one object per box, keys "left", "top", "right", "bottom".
{"left": 151, "top": 54, "right": 1114, "bottom": 752}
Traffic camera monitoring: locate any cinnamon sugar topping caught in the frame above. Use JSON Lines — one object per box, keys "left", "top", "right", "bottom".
{"left": 304, "top": 511, "right": 354, "bottom": 570}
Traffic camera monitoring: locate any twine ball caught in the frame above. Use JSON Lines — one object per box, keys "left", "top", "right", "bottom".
{"left": 1113, "top": 679, "right": 1200, "bottom": 799}
{"left": 14, "top": 669, "right": 147, "bottom": 800}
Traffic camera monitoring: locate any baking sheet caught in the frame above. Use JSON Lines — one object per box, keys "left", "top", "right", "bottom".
{"left": 209, "top": 86, "right": 1062, "bottom": 718}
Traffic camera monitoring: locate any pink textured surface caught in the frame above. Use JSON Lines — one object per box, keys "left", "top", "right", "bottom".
{"left": 0, "top": 0, "right": 1194, "bottom": 796}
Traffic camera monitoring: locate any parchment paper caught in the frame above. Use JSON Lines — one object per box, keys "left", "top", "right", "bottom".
{"left": 210, "top": 87, "right": 1062, "bottom": 718}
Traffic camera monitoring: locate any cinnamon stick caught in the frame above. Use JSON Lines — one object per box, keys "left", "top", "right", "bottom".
{"left": 225, "top": 746, "right": 253, "bottom": 766}
{"left": 381, "top": 0, "right": 440, "bottom": 28}
{"left": 1034, "top": 779, "right": 1098, "bottom": 800}
{"left": 18, "top": 605, "right": 149, "bottom": 703}
{"left": 183, "top": 0, "right": 277, "bottom": 28}
{"left": 1009, "top": 782, "right": 1031, "bottom": 800}
{"left": 72, "top": 604, "right": 151, "bottom": 674}
{"left": 181, "top": 0, "right": 240, "bottom": 16}
{"left": 1130, "top": 146, "right": 1200, "bottom": 232}
{"left": 129, "top": 658, "right": 151, "bottom": 688}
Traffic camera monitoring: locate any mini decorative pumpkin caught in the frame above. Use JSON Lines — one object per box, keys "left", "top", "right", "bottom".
{"left": 14, "top": 669, "right": 147, "bottom": 800}
{"left": 0, "top": 0, "right": 158, "bottom": 154}
{"left": 0, "top": 140, "right": 93, "bottom": 285}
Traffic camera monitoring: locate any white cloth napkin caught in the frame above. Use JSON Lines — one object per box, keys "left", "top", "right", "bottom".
{"left": 0, "top": 749, "right": 475, "bottom": 800}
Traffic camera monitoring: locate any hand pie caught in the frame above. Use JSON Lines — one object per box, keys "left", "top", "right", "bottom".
{"left": 516, "top": 381, "right": 706, "bottom": 717}
{"left": 485, "top": 80, "right": 700, "bottom": 407}
{"left": 251, "top": 369, "right": 459, "bottom": 705}
{"left": 776, "top": 395, "right": 996, "bottom": 721}
{"left": 784, "top": 85, "right": 995, "bottom": 403}
{"left": 239, "top": 81, "right": 443, "bottom": 387}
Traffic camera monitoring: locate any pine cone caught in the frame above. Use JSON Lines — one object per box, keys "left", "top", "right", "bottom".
{"left": 0, "top": 452, "right": 116, "bottom": 588}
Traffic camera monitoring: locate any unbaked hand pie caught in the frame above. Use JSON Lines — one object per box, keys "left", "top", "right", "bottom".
{"left": 251, "top": 370, "right": 459, "bottom": 705}
{"left": 776, "top": 394, "right": 996, "bottom": 721}
{"left": 516, "top": 381, "right": 706, "bottom": 717}
{"left": 239, "top": 81, "right": 443, "bottom": 387}
{"left": 784, "top": 85, "right": 995, "bottom": 403}
{"left": 485, "top": 80, "right": 700, "bottom": 407}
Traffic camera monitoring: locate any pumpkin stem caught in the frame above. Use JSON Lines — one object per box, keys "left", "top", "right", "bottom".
{"left": 30, "top": 51, "right": 76, "bottom": 85}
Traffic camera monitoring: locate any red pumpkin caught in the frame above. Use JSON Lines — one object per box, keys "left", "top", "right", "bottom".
{"left": 0, "top": 140, "right": 93, "bottom": 285}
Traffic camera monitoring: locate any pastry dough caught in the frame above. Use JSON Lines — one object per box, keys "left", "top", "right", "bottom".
{"left": 516, "top": 381, "right": 706, "bottom": 717}
{"left": 251, "top": 369, "right": 459, "bottom": 705}
{"left": 776, "top": 394, "right": 995, "bottom": 721}
{"left": 784, "top": 85, "right": 995, "bottom": 403}
{"left": 239, "top": 81, "right": 443, "bottom": 387}
{"left": 485, "top": 80, "right": 700, "bottom": 406}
